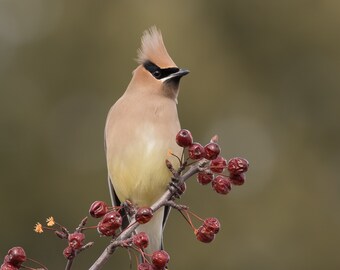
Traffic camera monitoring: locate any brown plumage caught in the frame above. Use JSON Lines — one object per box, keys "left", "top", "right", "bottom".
{"left": 105, "top": 26, "right": 189, "bottom": 254}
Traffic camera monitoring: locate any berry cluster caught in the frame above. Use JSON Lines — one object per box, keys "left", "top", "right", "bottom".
{"left": 89, "top": 201, "right": 123, "bottom": 237}
{"left": 33, "top": 202, "right": 157, "bottom": 265}
{"left": 176, "top": 207, "right": 222, "bottom": 245}
{"left": 90, "top": 202, "right": 169, "bottom": 269}
{"left": 89, "top": 201, "right": 154, "bottom": 235}
{"left": 171, "top": 129, "right": 249, "bottom": 245}
{"left": 97, "top": 210, "right": 123, "bottom": 236}
{"left": 63, "top": 232, "right": 86, "bottom": 259}
{"left": 195, "top": 217, "right": 220, "bottom": 243}
{"left": 176, "top": 129, "right": 221, "bottom": 160}
{"left": 176, "top": 129, "right": 249, "bottom": 195}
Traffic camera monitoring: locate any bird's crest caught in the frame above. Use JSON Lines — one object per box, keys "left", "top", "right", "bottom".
{"left": 137, "top": 26, "right": 177, "bottom": 68}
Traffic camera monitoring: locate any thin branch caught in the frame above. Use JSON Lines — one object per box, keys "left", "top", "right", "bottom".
{"left": 26, "top": 257, "right": 48, "bottom": 270}
{"left": 65, "top": 259, "right": 73, "bottom": 270}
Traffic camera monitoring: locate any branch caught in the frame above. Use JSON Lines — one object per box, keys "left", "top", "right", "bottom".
{"left": 18, "top": 131, "right": 249, "bottom": 270}
{"left": 89, "top": 161, "right": 205, "bottom": 270}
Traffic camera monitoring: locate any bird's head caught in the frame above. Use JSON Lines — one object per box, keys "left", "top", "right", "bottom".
{"left": 128, "top": 26, "right": 189, "bottom": 102}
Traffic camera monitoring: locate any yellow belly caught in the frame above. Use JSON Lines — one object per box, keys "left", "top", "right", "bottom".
{"left": 108, "top": 131, "right": 180, "bottom": 207}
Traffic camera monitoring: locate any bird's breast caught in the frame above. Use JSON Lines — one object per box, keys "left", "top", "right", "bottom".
{"left": 107, "top": 122, "right": 180, "bottom": 207}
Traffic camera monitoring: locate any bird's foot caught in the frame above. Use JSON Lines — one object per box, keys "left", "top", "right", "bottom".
{"left": 168, "top": 181, "right": 186, "bottom": 199}
{"left": 122, "top": 200, "right": 137, "bottom": 216}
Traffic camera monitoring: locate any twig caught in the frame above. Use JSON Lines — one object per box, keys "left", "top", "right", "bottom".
{"left": 65, "top": 259, "right": 73, "bottom": 270}
{"left": 26, "top": 257, "right": 48, "bottom": 270}
{"left": 77, "top": 217, "right": 88, "bottom": 232}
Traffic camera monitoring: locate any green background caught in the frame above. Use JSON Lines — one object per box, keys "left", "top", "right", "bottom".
{"left": 1, "top": 1, "right": 339, "bottom": 269}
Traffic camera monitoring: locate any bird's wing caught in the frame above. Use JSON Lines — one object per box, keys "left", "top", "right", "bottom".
{"left": 161, "top": 205, "right": 171, "bottom": 249}
{"left": 104, "top": 132, "right": 129, "bottom": 229}
{"left": 107, "top": 175, "right": 119, "bottom": 207}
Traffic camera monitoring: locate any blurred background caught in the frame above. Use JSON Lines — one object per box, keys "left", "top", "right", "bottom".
{"left": 1, "top": 1, "right": 339, "bottom": 269}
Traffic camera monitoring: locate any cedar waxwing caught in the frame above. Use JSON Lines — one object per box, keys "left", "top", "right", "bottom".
{"left": 104, "top": 26, "right": 189, "bottom": 254}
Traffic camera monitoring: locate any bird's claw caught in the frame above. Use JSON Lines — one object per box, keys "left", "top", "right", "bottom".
{"left": 168, "top": 181, "right": 185, "bottom": 199}
{"left": 122, "top": 200, "right": 136, "bottom": 216}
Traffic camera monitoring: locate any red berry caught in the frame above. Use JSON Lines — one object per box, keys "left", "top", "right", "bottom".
{"left": 176, "top": 129, "right": 193, "bottom": 147}
{"left": 210, "top": 156, "right": 227, "bottom": 173}
{"left": 3, "top": 255, "right": 10, "bottom": 264}
{"left": 6, "top": 247, "right": 26, "bottom": 267}
{"left": 197, "top": 171, "right": 214, "bottom": 185}
{"left": 136, "top": 207, "right": 153, "bottom": 224}
{"left": 188, "top": 143, "right": 205, "bottom": 160}
{"left": 137, "top": 262, "right": 154, "bottom": 270}
{"left": 89, "top": 200, "right": 108, "bottom": 218}
{"left": 195, "top": 225, "right": 215, "bottom": 243}
{"left": 63, "top": 246, "right": 75, "bottom": 260}
{"left": 97, "top": 210, "right": 123, "bottom": 236}
{"left": 229, "top": 173, "right": 246, "bottom": 185}
{"left": 0, "top": 263, "right": 18, "bottom": 270}
{"left": 97, "top": 222, "right": 116, "bottom": 236}
{"left": 102, "top": 211, "right": 123, "bottom": 230}
{"left": 227, "top": 157, "right": 249, "bottom": 174}
{"left": 68, "top": 232, "right": 85, "bottom": 250}
{"left": 133, "top": 232, "right": 149, "bottom": 249}
{"left": 212, "top": 176, "right": 232, "bottom": 195}
{"left": 204, "top": 142, "right": 221, "bottom": 160}
{"left": 203, "top": 218, "right": 220, "bottom": 234}
{"left": 151, "top": 250, "right": 170, "bottom": 269}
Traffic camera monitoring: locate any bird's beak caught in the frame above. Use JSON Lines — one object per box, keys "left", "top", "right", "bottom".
{"left": 173, "top": 68, "right": 190, "bottom": 78}
{"left": 162, "top": 68, "right": 190, "bottom": 82}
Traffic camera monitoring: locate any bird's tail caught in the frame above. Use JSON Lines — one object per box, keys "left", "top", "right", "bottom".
{"left": 135, "top": 206, "right": 164, "bottom": 256}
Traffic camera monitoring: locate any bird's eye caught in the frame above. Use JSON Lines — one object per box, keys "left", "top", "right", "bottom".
{"left": 152, "top": 70, "right": 161, "bottom": 79}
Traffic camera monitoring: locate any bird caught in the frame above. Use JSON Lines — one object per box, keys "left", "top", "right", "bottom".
{"left": 104, "top": 26, "right": 189, "bottom": 254}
